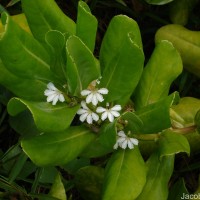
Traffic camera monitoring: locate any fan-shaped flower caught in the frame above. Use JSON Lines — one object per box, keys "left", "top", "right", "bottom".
{"left": 113, "top": 131, "right": 138, "bottom": 150}
{"left": 77, "top": 101, "right": 99, "bottom": 124}
{"left": 81, "top": 88, "right": 108, "bottom": 106}
{"left": 96, "top": 104, "right": 121, "bottom": 122}
{"left": 44, "top": 82, "right": 65, "bottom": 105}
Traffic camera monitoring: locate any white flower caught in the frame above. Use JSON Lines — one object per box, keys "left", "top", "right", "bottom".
{"left": 81, "top": 88, "right": 108, "bottom": 106}
{"left": 96, "top": 104, "right": 121, "bottom": 122}
{"left": 113, "top": 131, "right": 138, "bottom": 150}
{"left": 44, "top": 82, "right": 65, "bottom": 105}
{"left": 77, "top": 101, "right": 99, "bottom": 124}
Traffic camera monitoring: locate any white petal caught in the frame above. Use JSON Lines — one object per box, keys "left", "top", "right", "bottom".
{"left": 91, "top": 94, "right": 98, "bottom": 106}
{"left": 80, "top": 113, "right": 88, "bottom": 122}
{"left": 130, "top": 138, "right": 139, "bottom": 146}
{"left": 96, "top": 107, "right": 106, "bottom": 113}
{"left": 81, "top": 90, "right": 91, "bottom": 96}
{"left": 118, "top": 131, "right": 126, "bottom": 137}
{"left": 96, "top": 93, "right": 104, "bottom": 102}
{"left": 92, "top": 112, "right": 99, "bottom": 121}
{"left": 47, "top": 82, "right": 56, "bottom": 90}
{"left": 117, "top": 137, "right": 126, "bottom": 143}
{"left": 87, "top": 114, "right": 93, "bottom": 124}
{"left": 81, "top": 101, "right": 88, "bottom": 110}
{"left": 110, "top": 110, "right": 120, "bottom": 117}
{"left": 98, "top": 88, "right": 108, "bottom": 94}
{"left": 77, "top": 109, "right": 87, "bottom": 115}
{"left": 86, "top": 93, "right": 93, "bottom": 104}
{"left": 47, "top": 94, "right": 57, "bottom": 102}
{"left": 44, "top": 90, "right": 55, "bottom": 96}
{"left": 52, "top": 95, "right": 59, "bottom": 105}
{"left": 121, "top": 140, "right": 128, "bottom": 149}
{"left": 127, "top": 140, "right": 134, "bottom": 149}
{"left": 108, "top": 112, "right": 114, "bottom": 122}
{"left": 101, "top": 112, "right": 108, "bottom": 121}
{"left": 113, "top": 142, "right": 119, "bottom": 150}
{"left": 59, "top": 94, "right": 65, "bottom": 102}
{"left": 111, "top": 105, "right": 121, "bottom": 111}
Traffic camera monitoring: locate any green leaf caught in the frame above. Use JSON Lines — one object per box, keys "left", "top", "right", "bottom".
{"left": 21, "top": 0, "right": 75, "bottom": 45}
{"left": 75, "top": 166, "right": 104, "bottom": 200}
{"left": 0, "top": 60, "right": 47, "bottom": 101}
{"left": 168, "top": 178, "right": 189, "bottom": 200}
{"left": 76, "top": 1, "right": 97, "bottom": 52}
{"left": 0, "top": 13, "right": 54, "bottom": 81}
{"left": 145, "top": 0, "right": 174, "bottom": 5}
{"left": 100, "top": 15, "right": 142, "bottom": 71}
{"left": 99, "top": 121, "right": 117, "bottom": 149}
{"left": 102, "top": 148, "right": 146, "bottom": 200}
{"left": 45, "top": 30, "right": 67, "bottom": 82}
{"left": 158, "top": 129, "right": 190, "bottom": 158}
{"left": 134, "top": 40, "right": 182, "bottom": 109}
{"left": 49, "top": 173, "right": 67, "bottom": 200}
{"left": 170, "top": 97, "right": 200, "bottom": 128}
{"left": 21, "top": 126, "right": 95, "bottom": 166}
{"left": 136, "top": 153, "right": 174, "bottom": 200}
{"left": 81, "top": 137, "right": 113, "bottom": 158}
{"left": 66, "top": 35, "right": 100, "bottom": 96}
{"left": 100, "top": 31, "right": 144, "bottom": 106}
{"left": 155, "top": 24, "right": 200, "bottom": 77}
{"left": 135, "top": 92, "right": 179, "bottom": 134}
{"left": 195, "top": 110, "right": 200, "bottom": 133}
{"left": 8, "top": 98, "right": 79, "bottom": 132}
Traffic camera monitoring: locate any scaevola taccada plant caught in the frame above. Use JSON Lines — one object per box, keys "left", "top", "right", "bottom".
{"left": 0, "top": 0, "right": 198, "bottom": 199}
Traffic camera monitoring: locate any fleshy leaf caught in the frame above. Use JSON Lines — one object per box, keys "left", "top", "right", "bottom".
{"left": 49, "top": 173, "right": 67, "bottom": 200}
{"left": 135, "top": 92, "right": 179, "bottom": 134}
{"left": 0, "top": 13, "right": 54, "bottom": 82}
{"left": 21, "top": 126, "right": 95, "bottom": 166}
{"left": 100, "top": 31, "right": 144, "bottom": 106}
{"left": 134, "top": 40, "right": 182, "bottom": 109}
{"left": 158, "top": 130, "right": 190, "bottom": 158}
{"left": 21, "top": 0, "right": 75, "bottom": 45}
{"left": 66, "top": 35, "right": 100, "bottom": 96}
{"left": 155, "top": 24, "right": 200, "bottom": 77}
{"left": 136, "top": 153, "right": 174, "bottom": 200}
{"left": 0, "top": 60, "right": 46, "bottom": 101}
{"left": 102, "top": 148, "right": 146, "bottom": 200}
{"left": 8, "top": 98, "right": 79, "bottom": 132}
{"left": 170, "top": 97, "right": 200, "bottom": 128}
{"left": 75, "top": 166, "right": 104, "bottom": 200}
{"left": 45, "top": 30, "right": 67, "bottom": 81}
{"left": 76, "top": 1, "right": 97, "bottom": 52}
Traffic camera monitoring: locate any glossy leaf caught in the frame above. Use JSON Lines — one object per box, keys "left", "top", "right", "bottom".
{"left": 75, "top": 166, "right": 104, "bottom": 200}
{"left": 145, "top": 0, "right": 174, "bottom": 5}
{"left": 102, "top": 148, "right": 146, "bottom": 200}
{"left": 76, "top": 1, "right": 97, "bottom": 52}
{"left": 21, "top": 126, "right": 95, "bottom": 166}
{"left": 8, "top": 98, "right": 79, "bottom": 132}
{"left": 100, "top": 31, "right": 144, "bottom": 106}
{"left": 0, "top": 60, "right": 46, "bottom": 101}
{"left": 66, "top": 35, "right": 100, "bottom": 96}
{"left": 159, "top": 130, "right": 190, "bottom": 158}
{"left": 0, "top": 13, "right": 54, "bottom": 81}
{"left": 99, "top": 121, "right": 117, "bottom": 149}
{"left": 135, "top": 92, "right": 179, "bottom": 134}
{"left": 100, "top": 15, "right": 142, "bottom": 71}
{"left": 21, "top": 0, "right": 75, "bottom": 45}
{"left": 136, "top": 153, "right": 174, "bottom": 200}
{"left": 134, "top": 40, "right": 182, "bottom": 109}
{"left": 170, "top": 97, "right": 200, "bottom": 128}
{"left": 155, "top": 24, "right": 200, "bottom": 77}
{"left": 49, "top": 173, "right": 67, "bottom": 200}
{"left": 45, "top": 30, "right": 67, "bottom": 81}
